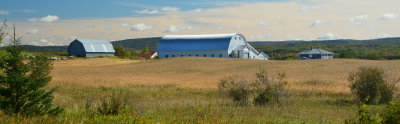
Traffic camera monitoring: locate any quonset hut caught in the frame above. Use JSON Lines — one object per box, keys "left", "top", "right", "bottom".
{"left": 67, "top": 39, "right": 115, "bottom": 58}
{"left": 157, "top": 33, "right": 268, "bottom": 60}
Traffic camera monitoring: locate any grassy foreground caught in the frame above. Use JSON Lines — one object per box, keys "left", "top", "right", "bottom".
{"left": 2, "top": 57, "right": 399, "bottom": 123}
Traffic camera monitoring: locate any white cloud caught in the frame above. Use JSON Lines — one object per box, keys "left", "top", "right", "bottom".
{"left": 161, "top": 7, "right": 180, "bottom": 12}
{"left": 258, "top": 21, "right": 269, "bottom": 27}
{"left": 191, "top": 8, "right": 203, "bottom": 12}
{"left": 376, "top": 34, "right": 394, "bottom": 38}
{"left": 131, "top": 23, "right": 154, "bottom": 31}
{"left": 40, "top": 38, "right": 49, "bottom": 43}
{"left": 134, "top": 9, "right": 159, "bottom": 14}
{"left": 380, "top": 13, "right": 399, "bottom": 20}
{"left": 256, "top": 35, "right": 271, "bottom": 40}
{"left": 67, "top": 36, "right": 78, "bottom": 41}
{"left": 104, "top": 25, "right": 111, "bottom": 30}
{"left": 317, "top": 33, "right": 340, "bottom": 40}
{"left": 300, "top": 6, "right": 319, "bottom": 12}
{"left": 349, "top": 15, "right": 370, "bottom": 24}
{"left": 217, "top": 26, "right": 224, "bottom": 30}
{"left": 27, "top": 29, "right": 39, "bottom": 34}
{"left": 28, "top": 18, "right": 38, "bottom": 22}
{"left": 73, "top": 25, "right": 95, "bottom": 29}
{"left": 47, "top": 42, "right": 56, "bottom": 46}
{"left": 235, "top": 25, "right": 243, "bottom": 30}
{"left": 120, "top": 23, "right": 129, "bottom": 27}
{"left": 164, "top": 25, "right": 192, "bottom": 33}
{"left": 0, "top": 10, "right": 10, "bottom": 15}
{"left": 309, "top": 19, "right": 322, "bottom": 27}
{"left": 40, "top": 15, "right": 59, "bottom": 22}
{"left": 29, "top": 15, "right": 59, "bottom": 22}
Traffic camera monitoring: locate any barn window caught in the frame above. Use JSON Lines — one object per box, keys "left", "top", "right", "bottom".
{"left": 189, "top": 55, "right": 191, "bottom": 57}
{"left": 211, "top": 54, "right": 214, "bottom": 57}
{"left": 219, "top": 54, "right": 222, "bottom": 57}
{"left": 253, "top": 56, "right": 255, "bottom": 58}
{"left": 235, "top": 37, "right": 237, "bottom": 40}
{"left": 196, "top": 54, "right": 199, "bottom": 57}
{"left": 229, "top": 54, "right": 232, "bottom": 57}
{"left": 239, "top": 37, "right": 241, "bottom": 40}
{"left": 172, "top": 55, "right": 175, "bottom": 57}
{"left": 181, "top": 55, "right": 184, "bottom": 57}
{"left": 204, "top": 54, "right": 206, "bottom": 57}
{"left": 165, "top": 55, "right": 169, "bottom": 58}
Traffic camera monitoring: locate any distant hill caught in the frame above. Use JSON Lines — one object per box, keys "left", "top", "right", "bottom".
{"left": 18, "top": 37, "right": 400, "bottom": 60}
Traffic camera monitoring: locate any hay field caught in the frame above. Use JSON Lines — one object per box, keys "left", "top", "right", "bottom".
{"left": 51, "top": 57, "right": 400, "bottom": 94}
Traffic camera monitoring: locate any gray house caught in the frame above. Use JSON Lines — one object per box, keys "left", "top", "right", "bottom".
{"left": 299, "top": 48, "right": 334, "bottom": 59}
{"left": 67, "top": 39, "right": 115, "bottom": 58}
{"left": 157, "top": 33, "right": 269, "bottom": 60}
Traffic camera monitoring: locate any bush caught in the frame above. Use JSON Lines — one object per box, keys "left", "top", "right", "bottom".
{"left": 346, "top": 101, "right": 400, "bottom": 124}
{"left": 383, "top": 101, "right": 400, "bottom": 124}
{"left": 253, "top": 71, "right": 288, "bottom": 106}
{"left": 114, "top": 46, "right": 131, "bottom": 58}
{"left": 349, "top": 66, "right": 398, "bottom": 104}
{"left": 218, "top": 77, "right": 252, "bottom": 105}
{"left": 96, "top": 95, "right": 126, "bottom": 115}
{"left": 218, "top": 69, "right": 289, "bottom": 106}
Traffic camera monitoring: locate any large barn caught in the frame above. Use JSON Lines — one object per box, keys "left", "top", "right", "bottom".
{"left": 67, "top": 39, "right": 115, "bottom": 58}
{"left": 157, "top": 33, "right": 268, "bottom": 60}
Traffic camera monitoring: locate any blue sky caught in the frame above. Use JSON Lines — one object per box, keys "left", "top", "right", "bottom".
{"left": 1, "top": 0, "right": 284, "bottom": 20}
{"left": 1, "top": 0, "right": 400, "bottom": 46}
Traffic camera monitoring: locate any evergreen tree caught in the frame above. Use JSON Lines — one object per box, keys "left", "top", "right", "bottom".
{"left": 141, "top": 45, "right": 150, "bottom": 54}
{"left": 114, "top": 46, "right": 131, "bottom": 58}
{"left": 0, "top": 24, "right": 63, "bottom": 116}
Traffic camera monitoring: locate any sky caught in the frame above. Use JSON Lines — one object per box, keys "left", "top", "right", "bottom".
{"left": 1, "top": 0, "right": 400, "bottom": 46}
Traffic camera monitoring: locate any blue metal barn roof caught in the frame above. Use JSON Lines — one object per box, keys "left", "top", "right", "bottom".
{"left": 75, "top": 39, "right": 115, "bottom": 53}
{"left": 157, "top": 34, "right": 238, "bottom": 51}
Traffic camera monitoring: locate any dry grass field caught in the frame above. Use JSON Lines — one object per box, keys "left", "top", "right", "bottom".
{"left": 3, "top": 57, "right": 400, "bottom": 123}
{"left": 51, "top": 57, "right": 400, "bottom": 94}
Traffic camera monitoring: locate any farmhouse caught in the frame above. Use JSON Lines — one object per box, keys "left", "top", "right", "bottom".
{"left": 67, "top": 39, "right": 115, "bottom": 58}
{"left": 299, "top": 48, "right": 334, "bottom": 59}
{"left": 157, "top": 33, "right": 269, "bottom": 60}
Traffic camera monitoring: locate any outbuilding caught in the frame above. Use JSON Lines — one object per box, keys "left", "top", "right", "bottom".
{"left": 298, "top": 48, "right": 334, "bottom": 59}
{"left": 157, "top": 33, "right": 268, "bottom": 60}
{"left": 67, "top": 39, "right": 115, "bottom": 57}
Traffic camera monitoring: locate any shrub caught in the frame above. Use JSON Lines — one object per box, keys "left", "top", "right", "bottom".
{"left": 346, "top": 101, "right": 400, "bottom": 124}
{"left": 218, "top": 77, "right": 252, "bottom": 105}
{"left": 383, "top": 101, "right": 400, "bottom": 124}
{"left": 349, "top": 66, "right": 398, "bottom": 104}
{"left": 95, "top": 95, "right": 126, "bottom": 116}
{"left": 253, "top": 70, "right": 288, "bottom": 106}
{"left": 114, "top": 46, "right": 131, "bottom": 58}
{"left": 218, "top": 69, "right": 289, "bottom": 106}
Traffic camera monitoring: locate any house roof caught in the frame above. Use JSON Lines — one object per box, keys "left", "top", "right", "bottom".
{"left": 299, "top": 48, "right": 334, "bottom": 54}
{"left": 157, "top": 33, "right": 238, "bottom": 51}
{"left": 75, "top": 39, "right": 115, "bottom": 53}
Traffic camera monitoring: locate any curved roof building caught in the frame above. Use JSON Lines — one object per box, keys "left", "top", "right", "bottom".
{"left": 157, "top": 33, "right": 268, "bottom": 60}
{"left": 67, "top": 39, "right": 115, "bottom": 58}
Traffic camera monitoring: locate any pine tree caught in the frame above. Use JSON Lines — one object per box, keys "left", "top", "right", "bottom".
{"left": 141, "top": 45, "right": 150, "bottom": 54}
{"left": 0, "top": 24, "right": 63, "bottom": 116}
